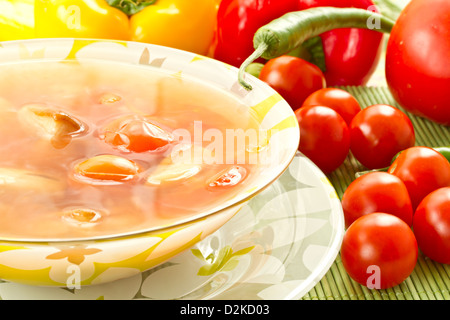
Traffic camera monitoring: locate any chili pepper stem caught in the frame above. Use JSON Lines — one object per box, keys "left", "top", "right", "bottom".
{"left": 238, "top": 42, "right": 269, "bottom": 91}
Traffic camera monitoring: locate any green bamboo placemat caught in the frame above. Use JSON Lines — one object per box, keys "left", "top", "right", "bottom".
{"left": 303, "top": 86, "right": 450, "bottom": 300}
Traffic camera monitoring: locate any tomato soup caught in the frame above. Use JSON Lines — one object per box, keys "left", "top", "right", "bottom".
{"left": 0, "top": 60, "right": 263, "bottom": 240}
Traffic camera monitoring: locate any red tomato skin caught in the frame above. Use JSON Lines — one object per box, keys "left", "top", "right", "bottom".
{"left": 413, "top": 187, "right": 450, "bottom": 264}
{"left": 388, "top": 146, "right": 450, "bottom": 210}
{"left": 295, "top": 105, "right": 349, "bottom": 174}
{"left": 385, "top": 0, "right": 450, "bottom": 125}
{"left": 341, "top": 213, "right": 418, "bottom": 289}
{"left": 341, "top": 172, "right": 413, "bottom": 228}
{"left": 302, "top": 88, "right": 361, "bottom": 126}
{"left": 259, "top": 55, "right": 326, "bottom": 111}
{"left": 350, "top": 104, "right": 415, "bottom": 169}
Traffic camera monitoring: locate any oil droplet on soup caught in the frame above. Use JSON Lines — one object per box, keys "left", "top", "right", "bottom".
{"left": 98, "top": 92, "right": 122, "bottom": 104}
{"left": 62, "top": 208, "right": 102, "bottom": 226}
{"left": 0, "top": 60, "right": 263, "bottom": 240}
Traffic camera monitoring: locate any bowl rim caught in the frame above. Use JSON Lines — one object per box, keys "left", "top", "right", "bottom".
{"left": 0, "top": 38, "right": 300, "bottom": 243}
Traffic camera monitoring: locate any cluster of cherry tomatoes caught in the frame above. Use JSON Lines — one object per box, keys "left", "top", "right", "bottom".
{"left": 257, "top": 55, "right": 417, "bottom": 175}
{"left": 340, "top": 148, "right": 450, "bottom": 289}
{"left": 257, "top": 58, "right": 450, "bottom": 289}
{"left": 296, "top": 87, "right": 418, "bottom": 174}
{"left": 298, "top": 88, "right": 450, "bottom": 289}
{"left": 297, "top": 86, "right": 450, "bottom": 289}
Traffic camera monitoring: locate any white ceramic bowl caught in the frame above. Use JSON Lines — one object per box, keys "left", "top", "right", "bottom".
{"left": 0, "top": 39, "right": 299, "bottom": 287}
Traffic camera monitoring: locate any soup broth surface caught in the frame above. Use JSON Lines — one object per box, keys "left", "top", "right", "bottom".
{"left": 0, "top": 60, "right": 263, "bottom": 240}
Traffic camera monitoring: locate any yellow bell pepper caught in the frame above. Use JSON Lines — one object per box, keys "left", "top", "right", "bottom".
{"left": 130, "top": 0, "right": 217, "bottom": 55}
{"left": 34, "top": 0, "right": 218, "bottom": 55}
{"left": 34, "top": 0, "right": 130, "bottom": 40}
{"left": 0, "top": 0, "right": 35, "bottom": 41}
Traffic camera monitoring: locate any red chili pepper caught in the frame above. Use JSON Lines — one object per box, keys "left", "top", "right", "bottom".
{"left": 214, "top": 0, "right": 384, "bottom": 86}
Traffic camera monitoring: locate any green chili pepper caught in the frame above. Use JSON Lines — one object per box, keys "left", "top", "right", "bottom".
{"left": 238, "top": 7, "right": 396, "bottom": 90}
{"left": 355, "top": 146, "right": 450, "bottom": 178}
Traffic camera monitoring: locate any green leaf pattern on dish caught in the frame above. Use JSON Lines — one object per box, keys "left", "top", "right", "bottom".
{"left": 192, "top": 245, "right": 255, "bottom": 276}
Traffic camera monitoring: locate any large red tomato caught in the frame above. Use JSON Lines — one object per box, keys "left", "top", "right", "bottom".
{"left": 385, "top": 0, "right": 450, "bottom": 126}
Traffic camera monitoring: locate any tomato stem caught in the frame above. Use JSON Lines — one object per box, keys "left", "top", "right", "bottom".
{"left": 238, "top": 7, "right": 395, "bottom": 90}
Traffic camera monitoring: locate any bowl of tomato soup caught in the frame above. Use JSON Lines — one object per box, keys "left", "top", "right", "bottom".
{"left": 0, "top": 39, "right": 299, "bottom": 286}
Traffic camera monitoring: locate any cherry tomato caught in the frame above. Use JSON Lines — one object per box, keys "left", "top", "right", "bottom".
{"left": 259, "top": 55, "right": 326, "bottom": 111}
{"left": 388, "top": 146, "right": 450, "bottom": 210}
{"left": 386, "top": 0, "right": 450, "bottom": 125}
{"left": 341, "top": 213, "right": 418, "bottom": 289}
{"left": 295, "top": 105, "right": 350, "bottom": 174}
{"left": 413, "top": 187, "right": 450, "bottom": 264}
{"left": 350, "top": 104, "right": 415, "bottom": 169}
{"left": 341, "top": 172, "right": 413, "bottom": 228}
{"left": 302, "top": 88, "right": 361, "bottom": 126}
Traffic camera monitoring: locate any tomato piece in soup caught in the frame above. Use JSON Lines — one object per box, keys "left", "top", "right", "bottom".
{"left": 102, "top": 116, "right": 173, "bottom": 153}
